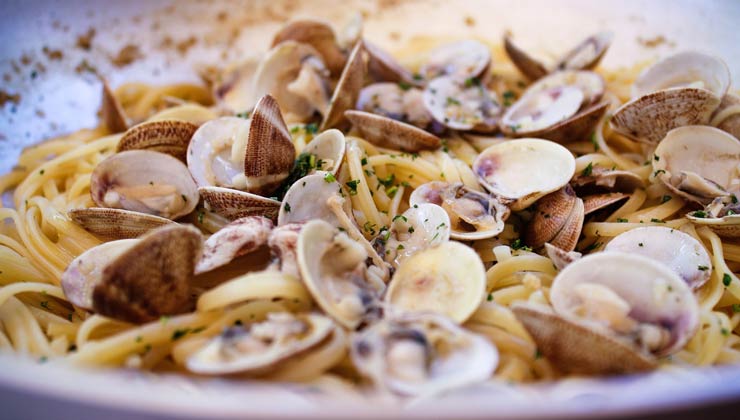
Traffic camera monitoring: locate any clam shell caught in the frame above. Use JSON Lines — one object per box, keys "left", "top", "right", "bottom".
{"left": 610, "top": 87, "right": 722, "bottom": 144}
{"left": 582, "top": 192, "right": 629, "bottom": 215}
{"left": 554, "top": 32, "right": 614, "bottom": 72}
{"left": 512, "top": 302, "right": 657, "bottom": 375}
{"left": 91, "top": 150, "right": 199, "bottom": 219}
{"left": 523, "top": 185, "right": 577, "bottom": 249}
{"left": 503, "top": 34, "right": 548, "bottom": 81}
{"left": 571, "top": 167, "right": 645, "bottom": 193}
{"left": 272, "top": 19, "right": 347, "bottom": 77}
{"left": 278, "top": 173, "right": 352, "bottom": 227}
{"left": 385, "top": 241, "right": 486, "bottom": 323}
{"left": 544, "top": 242, "right": 581, "bottom": 271}
{"left": 244, "top": 94, "right": 296, "bottom": 195}
{"left": 632, "top": 51, "right": 730, "bottom": 99}
{"left": 345, "top": 110, "right": 441, "bottom": 152}
{"left": 713, "top": 93, "right": 740, "bottom": 139}
{"left": 604, "top": 226, "right": 711, "bottom": 289}
{"left": 549, "top": 196, "right": 584, "bottom": 252}
{"left": 211, "top": 58, "right": 260, "bottom": 113}
{"left": 117, "top": 120, "right": 199, "bottom": 162}
{"left": 502, "top": 98, "right": 608, "bottom": 143}
{"left": 686, "top": 213, "right": 740, "bottom": 238}
{"left": 473, "top": 138, "right": 576, "bottom": 211}
{"left": 524, "top": 70, "right": 606, "bottom": 106}
{"left": 420, "top": 40, "right": 491, "bottom": 82}
{"left": 364, "top": 41, "right": 418, "bottom": 85}
{"left": 320, "top": 41, "right": 365, "bottom": 131}
{"left": 302, "top": 129, "right": 346, "bottom": 175}
{"left": 423, "top": 75, "right": 501, "bottom": 132}
{"left": 385, "top": 203, "right": 451, "bottom": 268}
{"left": 101, "top": 79, "right": 129, "bottom": 133}
{"left": 195, "top": 216, "right": 274, "bottom": 275}
{"left": 199, "top": 186, "right": 280, "bottom": 221}
{"left": 356, "top": 83, "right": 432, "bottom": 129}
{"left": 69, "top": 207, "right": 174, "bottom": 239}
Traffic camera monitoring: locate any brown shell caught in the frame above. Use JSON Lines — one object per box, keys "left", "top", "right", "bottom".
{"left": 571, "top": 167, "right": 645, "bottom": 193}
{"left": 69, "top": 207, "right": 174, "bottom": 239}
{"left": 610, "top": 88, "right": 722, "bottom": 144}
{"left": 503, "top": 34, "right": 548, "bottom": 81}
{"left": 117, "top": 120, "right": 199, "bottom": 162}
{"left": 320, "top": 41, "right": 366, "bottom": 131}
{"left": 92, "top": 224, "right": 203, "bottom": 324}
{"left": 199, "top": 186, "right": 281, "bottom": 221}
{"left": 364, "top": 40, "right": 418, "bottom": 85}
{"left": 523, "top": 185, "right": 577, "bottom": 249}
{"left": 714, "top": 93, "right": 740, "bottom": 139}
{"left": 554, "top": 32, "right": 613, "bottom": 72}
{"left": 101, "top": 79, "right": 129, "bottom": 133}
{"left": 244, "top": 94, "right": 296, "bottom": 196}
{"left": 512, "top": 303, "right": 657, "bottom": 375}
{"left": 501, "top": 102, "right": 609, "bottom": 144}
{"left": 271, "top": 20, "right": 347, "bottom": 77}
{"left": 550, "top": 196, "right": 584, "bottom": 252}
{"left": 345, "top": 110, "right": 440, "bottom": 152}
{"left": 582, "top": 192, "right": 629, "bottom": 216}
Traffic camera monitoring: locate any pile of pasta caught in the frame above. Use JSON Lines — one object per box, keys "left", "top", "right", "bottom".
{"left": 1, "top": 35, "right": 740, "bottom": 393}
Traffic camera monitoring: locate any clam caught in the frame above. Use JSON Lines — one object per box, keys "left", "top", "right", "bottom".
{"left": 195, "top": 216, "right": 274, "bottom": 275}
{"left": 582, "top": 192, "right": 630, "bottom": 216}
{"left": 504, "top": 32, "right": 613, "bottom": 81}
{"left": 278, "top": 173, "right": 352, "bottom": 228}
{"left": 422, "top": 75, "right": 502, "bottom": 132}
{"left": 473, "top": 138, "right": 576, "bottom": 211}
{"left": 252, "top": 41, "right": 331, "bottom": 122}
{"left": 604, "top": 226, "right": 711, "bottom": 290}
{"left": 356, "top": 83, "right": 433, "bottom": 129}
{"left": 271, "top": 19, "right": 347, "bottom": 77}
{"left": 364, "top": 41, "right": 418, "bottom": 85}
{"left": 268, "top": 223, "right": 303, "bottom": 279}
{"left": 198, "top": 187, "right": 281, "bottom": 221}
{"left": 571, "top": 166, "right": 645, "bottom": 194}
{"left": 522, "top": 185, "right": 585, "bottom": 252}
{"left": 210, "top": 57, "right": 260, "bottom": 113}
{"left": 381, "top": 203, "right": 450, "bottom": 268}
{"left": 409, "top": 182, "right": 508, "bottom": 240}
{"left": 101, "top": 79, "right": 129, "bottom": 133}
{"left": 612, "top": 52, "right": 730, "bottom": 144}
{"left": 61, "top": 224, "right": 203, "bottom": 323}
{"left": 513, "top": 252, "right": 699, "bottom": 374}
{"left": 321, "top": 41, "right": 365, "bottom": 131}
{"left": 652, "top": 126, "right": 740, "bottom": 205}
{"left": 297, "top": 220, "right": 384, "bottom": 329}
{"left": 544, "top": 242, "right": 581, "bottom": 271}
{"left": 350, "top": 312, "right": 498, "bottom": 396}
{"left": 90, "top": 150, "right": 199, "bottom": 219}
{"left": 713, "top": 93, "right": 740, "bottom": 139}
{"left": 420, "top": 40, "right": 491, "bottom": 82}
{"left": 632, "top": 51, "right": 730, "bottom": 99}
{"left": 68, "top": 207, "right": 174, "bottom": 239}
{"left": 686, "top": 195, "right": 740, "bottom": 238}
{"left": 345, "top": 110, "right": 441, "bottom": 152}
{"left": 187, "top": 312, "right": 337, "bottom": 375}
{"left": 385, "top": 241, "right": 486, "bottom": 323}
{"left": 117, "top": 120, "right": 199, "bottom": 162}
{"left": 301, "top": 129, "right": 347, "bottom": 175}
{"left": 500, "top": 71, "right": 607, "bottom": 142}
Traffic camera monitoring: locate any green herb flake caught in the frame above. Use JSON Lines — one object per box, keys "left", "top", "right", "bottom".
{"left": 446, "top": 97, "right": 461, "bottom": 106}
{"left": 197, "top": 209, "right": 205, "bottom": 224}
{"left": 590, "top": 132, "right": 600, "bottom": 151}
{"left": 653, "top": 169, "right": 666, "bottom": 177}
{"left": 692, "top": 210, "right": 707, "bottom": 218}
{"left": 171, "top": 328, "right": 191, "bottom": 341}
{"left": 638, "top": 242, "right": 644, "bottom": 247}
{"left": 398, "top": 81, "right": 412, "bottom": 91}
{"left": 721, "top": 328, "right": 730, "bottom": 336}
{"left": 581, "top": 162, "right": 593, "bottom": 177}
{"left": 378, "top": 173, "right": 395, "bottom": 188}
{"left": 361, "top": 157, "right": 368, "bottom": 166}
{"left": 464, "top": 77, "right": 480, "bottom": 88}
{"left": 408, "top": 226, "right": 415, "bottom": 234}
{"left": 323, "top": 173, "right": 336, "bottom": 183}
{"left": 135, "top": 336, "right": 143, "bottom": 343}
{"left": 510, "top": 238, "right": 532, "bottom": 252}
{"left": 534, "top": 349, "right": 542, "bottom": 359}
{"left": 650, "top": 218, "right": 665, "bottom": 223}
{"left": 40, "top": 301, "right": 49, "bottom": 310}
{"left": 661, "top": 195, "right": 672, "bottom": 203}
{"left": 502, "top": 90, "right": 516, "bottom": 106}
{"left": 284, "top": 202, "right": 291, "bottom": 213}
{"left": 346, "top": 179, "right": 360, "bottom": 195}
{"left": 181, "top": 194, "right": 187, "bottom": 202}
{"left": 386, "top": 186, "right": 399, "bottom": 198}
{"left": 616, "top": 218, "right": 628, "bottom": 223}
{"left": 653, "top": 154, "right": 660, "bottom": 161}
{"left": 235, "top": 111, "right": 251, "bottom": 119}
{"left": 732, "top": 304, "right": 740, "bottom": 313}
{"left": 39, "top": 169, "right": 45, "bottom": 175}
{"left": 723, "top": 273, "right": 732, "bottom": 286}
{"left": 732, "top": 194, "right": 738, "bottom": 204}
{"left": 697, "top": 265, "right": 709, "bottom": 271}
{"left": 305, "top": 123, "right": 318, "bottom": 134}
{"left": 487, "top": 293, "right": 493, "bottom": 302}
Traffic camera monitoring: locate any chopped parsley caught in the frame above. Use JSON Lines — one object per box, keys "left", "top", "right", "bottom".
{"left": 386, "top": 186, "right": 399, "bottom": 198}
{"left": 581, "top": 162, "right": 593, "bottom": 177}
{"left": 722, "top": 328, "right": 730, "bottom": 336}
{"left": 274, "top": 152, "right": 322, "bottom": 199}
{"left": 39, "top": 169, "right": 45, "bottom": 175}
{"left": 697, "top": 265, "right": 709, "bottom": 271}
{"left": 534, "top": 349, "right": 542, "bottom": 359}
{"left": 650, "top": 218, "right": 665, "bottom": 223}
{"left": 346, "top": 179, "right": 360, "bottom": 195}
{"left": 723, "top": 273, "right": 732, "bottom": 286}
{"left": 583, "top": 242, "right": 602, "bottom": 252}
{"left": 616, "top": 218, "right": 628, "bottom": 223}
{"left": 510, "top": 238, "right": 532, "bottom": 252}
{"left": 398, "top": 81, "right": 412, "bottom": 91}
{"left": 408, "top": 226, "right": 415, "bottom": 234}
{"left": 464, "top": 77, "right": 480, "bottom": 88}
{"left": 691, "top": 210, "right": 707, "bottom": 218}
{"left": 397, "top": 244, "right": 405, "bottom": 251}
{"left": 653, "top": 169, "right": 666, "bottom": 177}
{"left": 171, "top": 328, "right": 191, "bottom": 341}
{"left": 40, "top": 301, "right": 49, "bottom": 309}
{"left": 361, "top": 157, "right": 368, "bottom": 166}
{"left": 284, "top": 202, "right": 291, "bottom": 213}
{"left": 732, "top": 194, "right": 738, "bottom": 204}
{"left": 590, "top": 132, "right": 599, "bottom": 151}
{"left": 638, "top": 242, "right": 644, "bottom": 247}
{"left": 502, "top": 90, "right": 516, "bottom": 106}
{"left": 235, "top": 111, "right": 251, "bottom": 119}
{"left": 661, "top": 195, "right": 672, "bottom": 203}
{"left": 305, "top": 123, "right": 318, "bottom": 134}
{"left": 181, "top": 194, "right": 187, "bottom": 202}
{"left": 487, "top": 293, "right": 494, "bottom": 302}
{"left": 197, "top": 208, "right": 205, "bottom": 224}
{"left": 378, "top": 174, "right": 395, "bottom": 188}
{"left": 363, "top": 221, "right": 377, "bottom": 235}
{"left": 732, "top": 304, "right": 740, "bottom": 313}
{"left": 446, "top": 97, "right": 461, "bottom": 106}
{"left": 653, "top": 154, "right": 660, "bottom": 161}
{"left": 323, "top": 173, "right": 336, "bottom": 183}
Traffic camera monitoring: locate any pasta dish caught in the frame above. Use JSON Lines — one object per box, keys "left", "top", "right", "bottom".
{"left": 1, "top": 16, "right": 740, "bottom": 399}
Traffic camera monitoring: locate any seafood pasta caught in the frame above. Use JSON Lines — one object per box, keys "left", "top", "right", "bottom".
{"left": 1, "top": 17, "right": 740, "bottom": 397}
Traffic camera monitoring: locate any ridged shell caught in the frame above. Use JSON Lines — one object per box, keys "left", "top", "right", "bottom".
{"left": 523, "top": 186, "right": 577, "bottom": 249}
{"left": 549, "top": 195, "right": 584, "bottom": 252}
{"left": 195, "top": 216, "right": 274, "bottom": 275}
{"left": 345, "top": 110, "right": 441, "bottom": 152}
{"left": 713, "top": 93, "right": 740, "bottom": 139}
{"left": 302, "top": 129, "right": 346, "bottom": 175}
{"left": 554, "top": 32, "right": 614, "bottom": 72}
{"left": 632, "top": 51, "right": 730, "bottom": 99}
{"left": 423, "top": 75, "right": 501, "bottom": 132}
{"left": 364, "top": 41, "right": 418, "bottom": 85}
{"left": 356, "top": 83, "right": 432, "bottom": 129}
{"left": 686, "top": 213, "right": 740, "bottom": 239}
{"left": 199, "top": 186, "right": 280, "bottom": 221}
{"left": 420, "top": 40, "right": 491, "bottom": 81}
{"left": 117, "top": 120, "right": 199, "bottom": 162}
{"left": 101, "top": 79, "right": 128, "bottom": 133}
{"left": 582, "top": 192, "right": 629, "bottom": 216}
{"left": 503, "top": 34, "right": 547, "bottom": 81}
{"left": 321, "top": 41, "right": 365, "bottom": 131}
{"left": 69, "top": 207, "right": 174, "bottom": 239}
{"left": 502, "top": 101, "right": 608, "bottom": 144}
{"left": 272, "top": 20, "right": 347, "bottom": 77}
{"left": 610, "top": 88, "right": 722, "bottom": 144}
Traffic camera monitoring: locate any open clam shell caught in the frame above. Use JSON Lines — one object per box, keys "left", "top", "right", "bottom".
{"left": 632, "top": 51, "right": 731, "bottom": 99}
{"left": 523, "top": 185, "right": 584, "bottom": 252}
{"left": 382, "top": 203, "right": 451, "bottom": 268}
{"left": 385, "top": 241, "right": 486, "bottom": 323}
{"left": 409, "top": 181, "right": 508, "bottom": 240}
{"left": 278, "top": 173, "right": 352, "bottom": 227}
{"left": 91, "top": 150, "right": 199, "bottom": 219}
{"left": 713, "top": 93, "right": 740, "bottom": 139}
{"left": 101, "top": 79, "right": 129, "bottom": 133}
{"left": 195, "top": 216, "right": 274, "bottom": 275}
{"left": 345, "top": 110, "right": 441, "bottom": 152}
{"left": 117, "top": 120, "right": 199, "bottom": 162}
{"left": 582, "top": 192, "right": 630, "bottom": 216}
{"left": 473, "top": 138, "right": 576, "bottom": 211}
{"left": 271, "top": 19, "right": 347, "bottom": 77}
{"left": 297, "top": 220, "right": 383, "bottom": 329}
{"left": 554, "top": 32, "right": 614, "bottom": 72}
{"left": 210, "top": 57, "right": 260, "bottom": 113}
{"left": 69, "top": 207, "right": 174, "bottom": 239}
{"left": 356, "top": 83, "right": 432, "bottom": 129}
{"left": 652, "top": 126, "right": 740, "bottom": 205}
{"left": 420, "top": 40, "right": 491, "bottom": 82}
{"left": 571, "top": 166, "right": 645, "bottom": 194}
{"left": 503, "top": 34, "right": 548, "bottom": 81}
{"left": 604, "top": 226, "right": 712, "bottom": 290}
{"left": 321, "top": 41, "right": 365, "bottom": 131}
{"left": 187, "top": 312, "right": 336, "bottom": 375}
{"left": 423, "top": 75, "right": 502, "bottom": 132}
{"left": 364, "top": 41, "right": 419, "bottom": 85}
{"left": 61, "top": 224, "right": 203, "bottom": 323}
{"left": 350, "top": 312, "right": 498, "bottom": 396}
{"left": 301, "top": 129, "right": 347, "bottom": 175}
{"left": 610, "top": 87, "right": 722, "bottom": 144}
{"left": 199, "top": 187, "right": 281, "bottom": 221}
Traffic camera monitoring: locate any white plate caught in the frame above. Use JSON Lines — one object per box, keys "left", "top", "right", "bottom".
{"left": 1, "top": 0, "right": 739, "bottom": 418}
